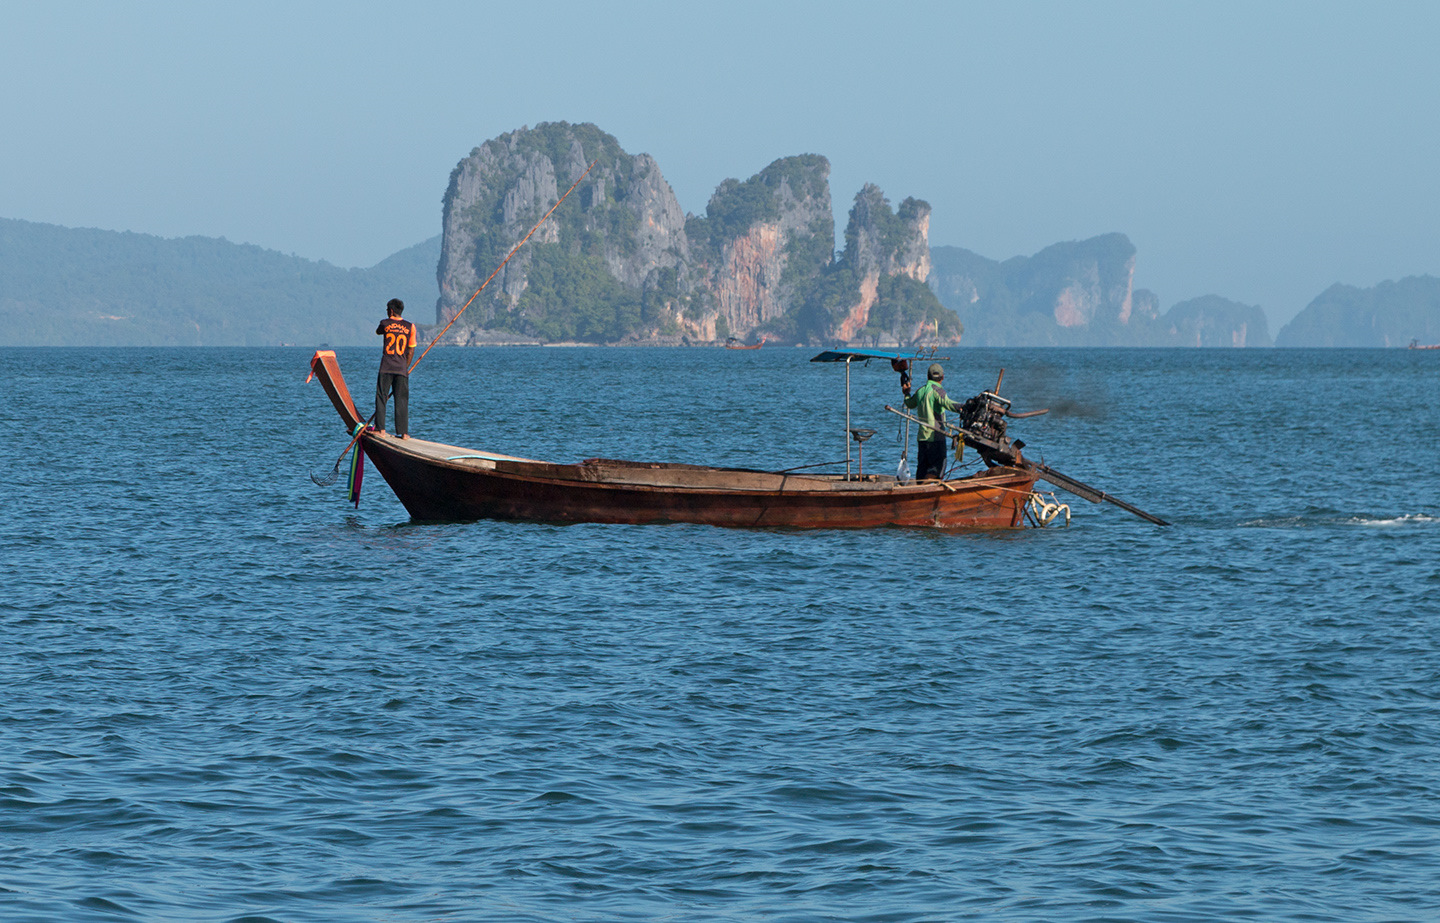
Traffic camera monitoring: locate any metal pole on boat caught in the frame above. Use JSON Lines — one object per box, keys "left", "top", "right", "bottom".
{"left": 845, "top": 357, "right": 853, "bottom": 479}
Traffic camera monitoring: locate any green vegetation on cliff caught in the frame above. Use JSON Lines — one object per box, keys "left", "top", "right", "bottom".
{"left": 507, "top": 244, "right": 639, "bottom": 343}
{"left": 790, "top": 261, "right": 958, "bottom": 347}
{"left": 687, "top": 154, "right": 832, "bottom": 256}
{"left": 793, "top": 262, "right": 862, "bottom": 341}
{"left": 867, "top": 274, "right": 961, "bottom": 342}
{"left": 695, "top": 176, "right": 782, "bottom": 244}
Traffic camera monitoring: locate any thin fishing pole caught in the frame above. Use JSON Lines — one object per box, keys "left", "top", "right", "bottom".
{"left": 312, "top": 160, "right": 598, "bottom": 487}
{"left": 408, "top": 159, "right": 597, "bottom": 374}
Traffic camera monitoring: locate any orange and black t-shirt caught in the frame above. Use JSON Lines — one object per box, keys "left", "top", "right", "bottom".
{"left": 376, "top": 317, "right": 416, "bottom": 375}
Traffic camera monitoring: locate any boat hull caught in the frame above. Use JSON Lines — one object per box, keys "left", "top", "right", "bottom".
{"left": 362, "top": 437, "right": 1034, "bottom": 529}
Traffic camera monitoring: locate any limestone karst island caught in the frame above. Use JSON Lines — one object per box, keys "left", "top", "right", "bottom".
{"left": 430, "top": 123, "right": 1265, "bottom": 349}
{"left": 435, "top": 123, "right": 950, "bottom": 348}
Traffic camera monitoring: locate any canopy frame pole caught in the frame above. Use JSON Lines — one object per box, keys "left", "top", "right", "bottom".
{"left": 845, "top": 357, "right": 853, "bottom": 479}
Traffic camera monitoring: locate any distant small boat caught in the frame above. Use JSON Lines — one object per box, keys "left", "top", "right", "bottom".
{"left": 1409, "top": 339, "right": 1440, "bottom": 350}
{"left": 725, "top": 335, "right": 766, "bottom": 350}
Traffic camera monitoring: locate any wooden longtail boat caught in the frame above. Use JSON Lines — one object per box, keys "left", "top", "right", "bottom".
{"left": 307, "top": 350, "right": 1039, "bottom": 529}
{"left": 1409, "top": 339, "right": 1440, "bottom": 350}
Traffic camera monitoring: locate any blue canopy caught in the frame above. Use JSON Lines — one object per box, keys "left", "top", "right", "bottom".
{"left": 809, "top": 348, "right": 949, "bottom": 364}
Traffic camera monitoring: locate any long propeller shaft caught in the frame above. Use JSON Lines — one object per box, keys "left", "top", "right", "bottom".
{"left": 883, "top": 404, "right": 1168, "bottom": 526}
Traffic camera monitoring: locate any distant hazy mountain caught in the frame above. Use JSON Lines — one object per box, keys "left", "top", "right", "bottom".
{"left": 1276, "top": 276, "right": 1440, "bottom": 347}
{"left": 1161, "top": 295, "right": 1272, "bottom": 347}
{"left": 929, "top": 238, "right": 1270, "bottom": 347}
{"left": 0, "top": 217, "right": 439, "bottom": 346}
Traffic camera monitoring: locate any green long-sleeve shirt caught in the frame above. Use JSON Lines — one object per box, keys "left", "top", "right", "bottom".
{"left": 903, "top": 380, "right": 962, "bottom": 441}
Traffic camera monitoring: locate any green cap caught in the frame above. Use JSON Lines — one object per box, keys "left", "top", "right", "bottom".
{"left": 928, "top": 363, "right": 944, "bottom": 380}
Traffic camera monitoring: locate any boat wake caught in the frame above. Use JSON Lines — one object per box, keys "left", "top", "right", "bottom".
{"left": 1241, "top": 511, "right": 1438, "bottom": 529}
{"left": 1347, "top": 512, "right": 1440, "bottom": 527}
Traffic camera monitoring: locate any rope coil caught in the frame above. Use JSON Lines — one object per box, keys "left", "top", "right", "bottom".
{"left": 1027, "top": 491, "right": 1071, "bottom": 527}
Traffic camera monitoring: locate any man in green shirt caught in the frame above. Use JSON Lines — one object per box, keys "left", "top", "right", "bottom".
{"left": 902, "top": 363, "right": 962, "bottom": 479}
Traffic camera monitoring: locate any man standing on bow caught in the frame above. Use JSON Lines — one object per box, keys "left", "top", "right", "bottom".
{"left": 375, "top": 298, "right": 416, "bottom": 438}
{"left": 902, "top": 362, "right": 963, "bottom": 480}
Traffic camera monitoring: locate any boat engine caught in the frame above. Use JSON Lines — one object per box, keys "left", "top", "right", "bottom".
{"left": 958, "top": 390, "right": 1026, "bottom": 467}
{"left": 884, "top": 366, "right": 1169, "bottom": 524}
{"left": 960, "top": 390, "right": 1010, "bottom": 446}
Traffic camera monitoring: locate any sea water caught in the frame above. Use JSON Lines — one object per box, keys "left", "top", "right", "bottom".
{"left": 3, "top": 346, "right": 1439, "bottom": 922}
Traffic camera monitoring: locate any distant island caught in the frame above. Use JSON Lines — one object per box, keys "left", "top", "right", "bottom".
{"left": 930, "top": 236, "right": 1270, "bottom": 347}
{"left": 5, "top": 119, "right": 1437, "bottom": 348}
{"left": 1275, "top": 276, "right": 1440, "bottom": 347}
{"left": 434, "top": 122, "right": 951, "bottom": 347}
{"left": 0, "top": 217, "right": 439, "bottom": 347}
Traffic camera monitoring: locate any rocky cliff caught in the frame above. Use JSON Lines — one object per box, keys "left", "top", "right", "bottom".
{"left": 930, "top": 235, "right": 1143, "bottom": 345}
{"left": 685, "top": 154, "right": 835, "bottom": 340}
{"left": 434, "top": 122, "right": 957, "bottom": 345}
{"left": 437, "top": 123, "right": 697, "bottom": 343}
{"left": 809, "top": 187, "right": 955, "bottom": 346}
{"left": 929, "top": 237, "right": 1269, "bottom": 347}
{"left": 435, "top": 122, "right": 1291, "bottom": 349}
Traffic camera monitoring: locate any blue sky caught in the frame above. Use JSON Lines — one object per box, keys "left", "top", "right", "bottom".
{"left": 3, "top": 1, "right": 1436, "bottom": 328}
